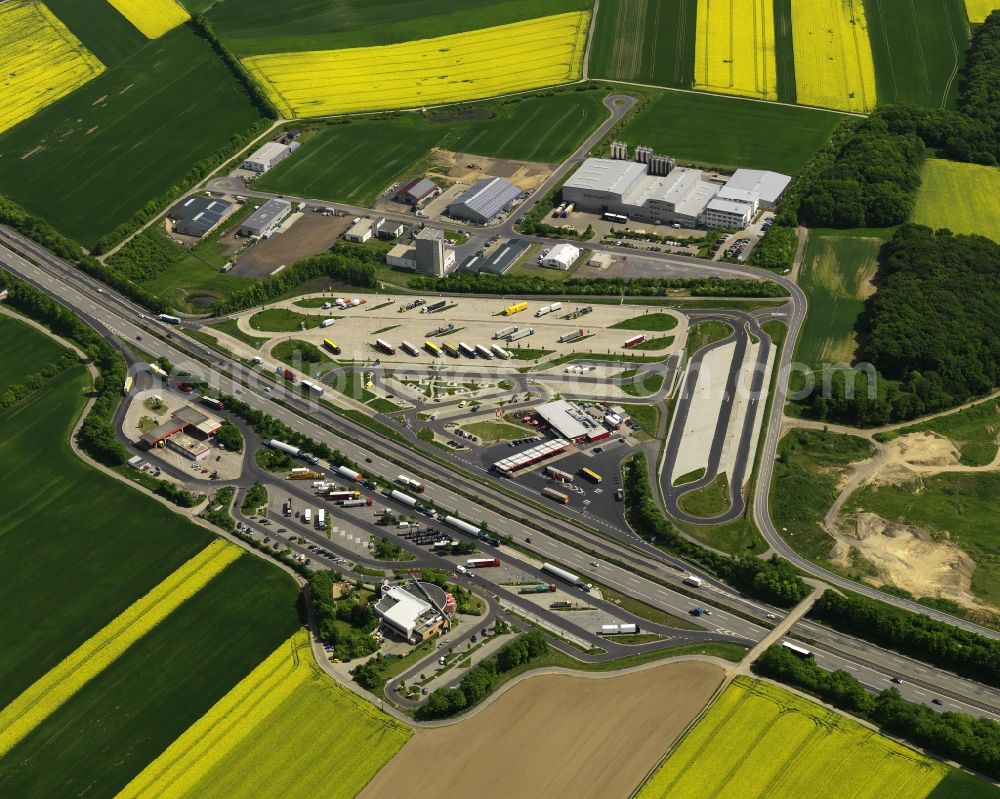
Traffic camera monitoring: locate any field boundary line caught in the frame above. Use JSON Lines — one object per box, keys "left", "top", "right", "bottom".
{"left": 0, "top": 540, "right": 241, "bottom": 757}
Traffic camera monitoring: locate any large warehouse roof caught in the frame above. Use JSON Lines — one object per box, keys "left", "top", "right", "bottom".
{"left": 564, "top": 159, "right": 646, "bottom": 194}
{"left": 245, "top": 141, "right": 289, "bottom": 165}
{"left": 725, "top": 169, "right": 791, "bottom": 206}
{"left": 449, "top": 177, "right": 520, "bottom": 221}
{"left": 241, "top": 198, "right": 291, "bottom": 236}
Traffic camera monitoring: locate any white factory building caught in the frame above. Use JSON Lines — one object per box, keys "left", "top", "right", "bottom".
{"left": 374, "top": 583, "right": 450, "bottom": 643}
{"left": 562, "top": 143, "right": 791, "bottom": 230}
{"left": 540, "top": 242, "right": 580, "bottom": 270}
{"left": 242, "top": 140, "right": 297, "bottom": 174}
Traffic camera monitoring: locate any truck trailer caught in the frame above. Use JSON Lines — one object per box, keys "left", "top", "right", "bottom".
{"left": 542, "top": 562, "right": 592, "bottom": 591}
{"left": 400, "top": 341, "right": 419, "bottom": 357}
{"left": 493, "top": 325, "right": 518, "bottom": 340}
{"left": 542, "top": 486, "right": 569, "bottom": 504}
{"left": 519, "top": 583, "right": 557, "bottom": 594}
{"left": 396, "top": 475, "right": 425, "bottom": 493}
{"left": 458, "top": 342, "right": 476, "bottom": 358}
{"left": 316, "top": 509, "right": 326, "bottom": 528}
{"left": 421, "top": 300, "right": 447, "bottom": 314}
{"left": 543, "top": 465, "right": 574, "bottom": 483}
{"left": 389, "top": 489, "right": 418, "bottom": 509}
{"left": 503, "top": 302, "right": 528, "bottom": 316}
{"left": 490, "top": 344, "right": 511, "bottom": 359}
{"left": 507, "top": 328, "right": 534, "bottom": 342}
{"left": 337, "top": 465, "right": 363, "bottom": 482}
{"left": 467, "top": 558, "right": 500, "bottom": 568}
{"left": 325, "top": 490, "right": 360, "bottom": 502}
{"left": 558, "top": 329, "right": 585, "bottom": 344}
{"left": 683, "top": 575, "right": 703, "bottom": 587}
{"left": 475, "top": 344, "right": 494, "bottom": 359}
{"left": 375, "top": 338, "right": 396, "bottom": 355}
{"left": 340, "top": 497, "right": 372, "bottom": 507}
{"left": 302, "top": 509, "right": 312, "bottom": 525}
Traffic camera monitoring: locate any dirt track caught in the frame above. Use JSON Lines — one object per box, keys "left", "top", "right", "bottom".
{"left": 359, "top": 661, "right": 724, "bottom": 799}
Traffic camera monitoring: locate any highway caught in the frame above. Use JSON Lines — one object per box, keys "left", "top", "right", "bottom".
{"left": 3, "top": 210, "right": 1000, "bottom": 717}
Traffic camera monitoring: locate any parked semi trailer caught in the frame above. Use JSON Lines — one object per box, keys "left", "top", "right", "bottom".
{"left": 600, "top": 624, "right": 639, "bottom": 635}
{"left": 400, "top": 340, "right": 419, "bottom": 357}
{"left": 493, "top": 325, "right": 518, "bottom": 340}
{"left": 475, "top": 344, "right": 494, "bottom": 359}
{"left": 542, "top": 486, "right": 569, "bottom": 504}
{"left": 520, "top": 583, "right": 557, "bottom": 594}
{"left": 390, "top": 489, "right": 418, "bottom": 509}
{"left": 503, "top": 302, "right": 528, "bottom": 316}
{"left": 375, "top": 338, "right": 396, "bottom": 355}
{"left": 340, "top": 497, "right": 372, "bottom": 507}
{"left": 467, "top": 558, "right": 500, "bottom": 568}
{"left": 337, "top": 465, "right": 363, "bottom": 482}
{"left": 544, "top": 465, "right": 574, "bottom": 482}
{"left": 421, "top": 300, "right": 447, "bottom": 314}
{"left": 543, "top": 562, "right": 592, "bottom": 591}
{"left": 559, "top": 328, "right": 585, "bottom": 344}
{"left": 507, "top": 328, "right": 534, "bottom": 342}
{"left": 267, "top": 439, "right": 320, "bottom": 464}
{"left": 490, "top": 344, "right": 511, "bottom": 359}
{"left": 325, "top": 490, "right": 360, "bottom": 502}
{"left": 458, "top": 342, "right": 476, "bottom": 358}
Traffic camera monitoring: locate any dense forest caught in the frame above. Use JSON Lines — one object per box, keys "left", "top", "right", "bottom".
{"left": 805, "top": 225, "right": 1000, "bottom": 425}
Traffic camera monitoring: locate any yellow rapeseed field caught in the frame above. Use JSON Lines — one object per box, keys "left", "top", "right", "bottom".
{"left": 116, "top": 630, "right": 410, "bottom": 799}
{"left": 105, "top": 0, "right": 190, "bottom": 39}
{"left": 0, "top": 540, "right": 240, "bottom": 758}
{"left": 638, "top": 677, "right": 948, "bottom": 799}
{"left": 790, "top": 0, "right": 877, "bottom": 113}
{"left": 964, "top": 0, "right": 997, "bottom": 23}
{"left": 694, "top": 0, "right": 777, "bottom": 100}
{"left": 0, "top": 1, "right": 105, "bottom": 135}
{"left": 243, "top": 11, "right": 590, "bottom": 118}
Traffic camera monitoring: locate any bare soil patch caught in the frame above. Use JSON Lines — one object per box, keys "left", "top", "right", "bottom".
{"left": 428, "top": 149, "right": 552, "bottom": 192}
{"left": 360, "top": 660, "right": 724, "bottom": 799}
{"left": 230, "top": 214, "right": 351, "bottom": 278}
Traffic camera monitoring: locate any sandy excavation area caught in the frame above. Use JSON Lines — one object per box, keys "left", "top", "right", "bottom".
{"left": 360, "top": 661, "right": 724, "bottom": 799}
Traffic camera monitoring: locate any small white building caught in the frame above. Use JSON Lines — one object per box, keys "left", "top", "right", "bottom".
{"left": 701, "top": 198, "right": 754, "bottom": 230}
{"left": 242, "top": 141, "right": 293, "bottom": 174}
{"left": 724, "top": 169, "right": 792, "bottom": 210}
{"left": 345, "top": 218, "right": 375, "bottom": 243}
{"left": 540, "top": 243, "right": 581, "bottom": 271}
{"left": 374, "top": 585, "right": 444, "bottom": 643}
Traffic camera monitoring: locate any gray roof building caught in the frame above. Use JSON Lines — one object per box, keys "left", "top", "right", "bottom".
{"left": 396, "top": 177, "right": 439, "bottom": 206}
{"left": 239, "top": 198, "right": 292, "bottom": 238}
{"left": 448, "top": 177, "right": 521, "bottom": 223}
{"left": 168, "top": 195, "right": 232, "bottom": 238}
{"left": 724, "top": 169, "right": 792, "bottom": 209}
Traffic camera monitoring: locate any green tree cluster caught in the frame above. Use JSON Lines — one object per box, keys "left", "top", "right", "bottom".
{"left": 754, "top": 644, "right": 1000, "bottom": 779}
{"left": 418, "top": 631, "right": 549, "bottom": 719}
{"left": 623, "top": 454, "right": 810, "bottom": 607}
{"left": 409, "top": 272, "right": 787, "bottom": 298}
{"left": 747, "top": 225, "right": 798, "bottom": 271}
{"left": 308, "top": 571, "right": 379, "bottom": 661}
{"left": 214, "top": 420, "right": 244, "bottom": 453}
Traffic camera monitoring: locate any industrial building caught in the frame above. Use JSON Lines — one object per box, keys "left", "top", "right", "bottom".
{"left": 448, "top": 177, "right": 521, "bottom": 224}
{"left": 724, "top": 169, "right": 791, "bottom": 210}
{"left": 167, "top": 195, "right": 232, "bottom": 238}
{"left": 493, "top": 438, "right": 571, "bottom": 476}
{"left": 385, "top": 227, "right": 455, "bottom": 276}
{"left": 375, "top": 219, "right": 404, "bottom": 240}
{"left": 374, "top": 582, "right": 452, "bottom": 643}
{"left": 345, "top": 218, "right": 375, "bottom": 243}
{"left": 139, "top": 404, "right": 222, "bottom": 459}
{"left": 239, "top": 198, "right": 291, "bottom": 238}
{"left": 540, "top": 243, "right": 581, "bottom": 270}
{"left": 396, "top": 177, "right": 440, "bottom": 208}
{"left": 533, "top": 399, "right": 608, "bottom": 441}
{"left": 242, "top": 140, "right": 297, "bottom": 174}
{"left": 563, "top": 143, "right": 790, "bottom": 229}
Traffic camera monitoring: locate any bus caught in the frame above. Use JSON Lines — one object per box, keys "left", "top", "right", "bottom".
{"left": 623, "top": 334, "right": 645, "bottom": 349}
{"left": 400, "top": 341, "right": 419, "bottom": 357}
{"left": 323, "top": 338, "right": 341, "bottom": 354}
{"left": 602, "top": 212, "right": 627, "bottom": 224}
{"left": 580, "top": 467, "right": 603, "bottom": 484}
{"left": 157, "top": 313, "right": 181, "bottom": 325}
{"left": 301, "top": 379, "right": 324, "bottom": 396}
{"left": 781, "top": 641, "right": 813, "bottom": 660}
{"left": 542, "top": 486, "right": 569, "bottom": 504}
{"left": 122, "top": 375, "right": 133, "bottom": 395}
{"left": 442, "top": 342, "right": 459, "bottom": 357}
{"left": 201, "top": 396, "right": 225, "bottom": 411}
{"left": 424, "top": 340, "right": 442, "bottom": 357}
{"left": 375, "top": 338, "right": 396, "bottom": 355}
{"left": 147, "top": 362, "right": 168, "bottom": 379}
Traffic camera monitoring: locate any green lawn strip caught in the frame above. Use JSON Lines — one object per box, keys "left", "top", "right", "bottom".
{"left": 367, "top": 398, "right": 399, "bottom": 413}
{"left": 673, "top": 516, "right": 766, "bottom": 556}
{"left": 770, "top": 429, "right": 876, "bottom": 563}
{"left": 0, "top": 25, "right": 265, "bottom": 248}
{"left": 0, "top": 557, "right": 300, "bottom": 797}
{"left": 271, "top": 339, "right": 333, "bottom": 377}
{"left": 630, "top": 335, "right": 674, "bottom": 351}
{"left": 249, "top": 308, "right": 327, "bottom": 332}
{"left": 241, "top": 483, "right": 269, "bottom": 514}
{"left": 293, "top": 297, "right": 336, "bottom": 308}
{"left": 621, "top": 372, "right": 664, "bottom": 397}
{"left": 609, "top": 312, "right": 679, "bottom": 331}
{"left": 0, "top": 366, "right": 213, "bottom": 708}
{"left": 676, "top": 472, "right": 731, "bottom": 518}
{"left": 531, "top": 351, "right": 665, "bottom": 371}
{"left": 879, "top": 398, "right": 1000, "bottom": 466}
{"left": 208, "top": 319, "right": 267, "bottom": 350}
{"left": 596, "top": 583, "right": 702, "bottom": 631}
{"left": 460, "top": 420, "right": 533, "bottom": 443}
{"left": 673, "top": 467, "right": 705, "bottom": 486}
{"left": 794, "top": 229, "right": 887, "bottom": 370}
{"left": 619, "top": 403, "right": 659, "bottom": 434}
{"left": 0, "top": 316, "right": 72, "bottom": 393}
{"left": 772, "top": 0, "right": 796, "bottom": 103}
{"left": 609, "top": 88, "right": 848, "bottom": 174}
{"left": 849, "top": 472, "right": 1000, "bottom": 608}
{"left": 684, "top": 321, "right": 733, "bottom": 356}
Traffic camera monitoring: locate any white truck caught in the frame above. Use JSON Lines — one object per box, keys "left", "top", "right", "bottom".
{"left": 302, "top": 509, "right": 312, "bottom": 525}
{"left": 683, "top": 575, "right": 703, "bottom": 588}
{"left": 320, "top": 318, "right": 336, "bottom": 328}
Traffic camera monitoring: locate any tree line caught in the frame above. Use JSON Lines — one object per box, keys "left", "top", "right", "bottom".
{"left": 804, "top": 225, "right": 1000, "bottom": 425}
{"left": 418, "top": 631, "right": 550, "bottom": 719}
{"left": 309, "top": 571, "right": 380, "bottom": 661}
{"left": 0, "top": 352, "right": 78, "bottom": 412}
{"left": 409, "top": 271, "right": 788, "bottom": 299}
{"left": 210, "top": 246, "right": 379, "bottom": 315}
{"left": 810, "top": 590, "right": 1000, "bottom": 687}
{"left": 623, "top": 454, "right": 810, "bottom": 607}
{"left": 754, "top": 644, "right": 1000, "bottom": 779}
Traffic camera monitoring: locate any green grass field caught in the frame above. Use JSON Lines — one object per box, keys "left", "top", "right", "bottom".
{"left": 638, "top": 677, "right": 997, "bottom": 799}
{"left": 610, "top": 312, "right": 679, "bottom": 331}
{"left": 43, "top": 0, "right": 146, "bottom": 67}
{"left": 0, "top": 364, "right": 213, "bottom": 708}
{"left": 249, "top": 308, "right": 327, "bottom": 332}
{"left": 207, "top": 0, "right": 591, "bottom": 55}
{"left": 677, "top": 472, "right": 730, "bottom": 518}
{"left": 589, "top": 0, "right": 696, "bottom": 88}
{"left": 885, "top": 397, "right": 1000, "bottom": 466}
{"left": 0, "top": 316, "right": 71, "bottom": 394}
{"left": 865, "top": 0, "right": 969, "bottom": 109}
{"left": 913, "top": 159, "right": 1000, "bottom": 243}
{"left": 611, "top": 90, "right": 847, "bottom": 173}
{"left": 796, "top": 230, "right": 888, "bottom": 370}
{"left": 460, "top": 420, "right": 532, "bottom": 443}
{"left": 771, "top": 428, "right": 875, "bottom": 563}
{"left": 0, "top": 25, "right": 264, "bottom": 248}
{"left": 850, "top": 472, "right": 1000, "bottom": 608}
{"left": 0, "top": 556, "right": 301, "bottom": 797}
{"left": 259, "top": 90, "right": 609, "bottom": 205}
